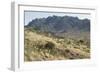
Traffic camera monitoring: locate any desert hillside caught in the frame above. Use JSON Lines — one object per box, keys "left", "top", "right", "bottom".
{"left": 24, "top": 29, "right": 90, "bottom": 61}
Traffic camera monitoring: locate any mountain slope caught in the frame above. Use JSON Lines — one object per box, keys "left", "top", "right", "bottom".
{"left": 26, "top": 15, "right": 90, "bottom": 34}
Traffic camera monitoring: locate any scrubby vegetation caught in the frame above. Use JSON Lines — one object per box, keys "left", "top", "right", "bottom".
{"left": 24, "top": 29, "right": 90, "bottom": 61}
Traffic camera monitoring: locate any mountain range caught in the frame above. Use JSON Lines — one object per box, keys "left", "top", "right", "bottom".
{"left": 25, "top": 15, "right": 90, "bottom": 38}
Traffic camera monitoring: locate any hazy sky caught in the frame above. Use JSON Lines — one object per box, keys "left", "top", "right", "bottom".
{"left": 24, "top": 11, "right": 90, "bottom": 25}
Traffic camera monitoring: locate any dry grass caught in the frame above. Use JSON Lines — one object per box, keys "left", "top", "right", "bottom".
{"left": 24, "top": 30, "right": 90, "bottom": 61}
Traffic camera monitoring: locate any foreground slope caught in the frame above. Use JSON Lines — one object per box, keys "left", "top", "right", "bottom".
{"left": 24, "top": 30, "right": 90, "bottom": 61}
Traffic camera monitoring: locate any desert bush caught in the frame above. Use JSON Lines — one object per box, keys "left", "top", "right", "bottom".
{"left": 76, "top": 39, "right": 84, "bottom": 45}
{"left": 67, "top": 40, "right": 71, "bottom": 44}
{"left": 65, "top": 49, "right": 70, "bottom": 53}
{"left": 37, "top": 44, "right": 44, "bottom": 49}
{"left": 44, "top": 41, "right": 55, "bottom": 49}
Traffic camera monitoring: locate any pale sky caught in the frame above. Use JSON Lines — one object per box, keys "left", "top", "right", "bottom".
{"left": 24, "top": 11, "right": 90, "bottom": 25}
